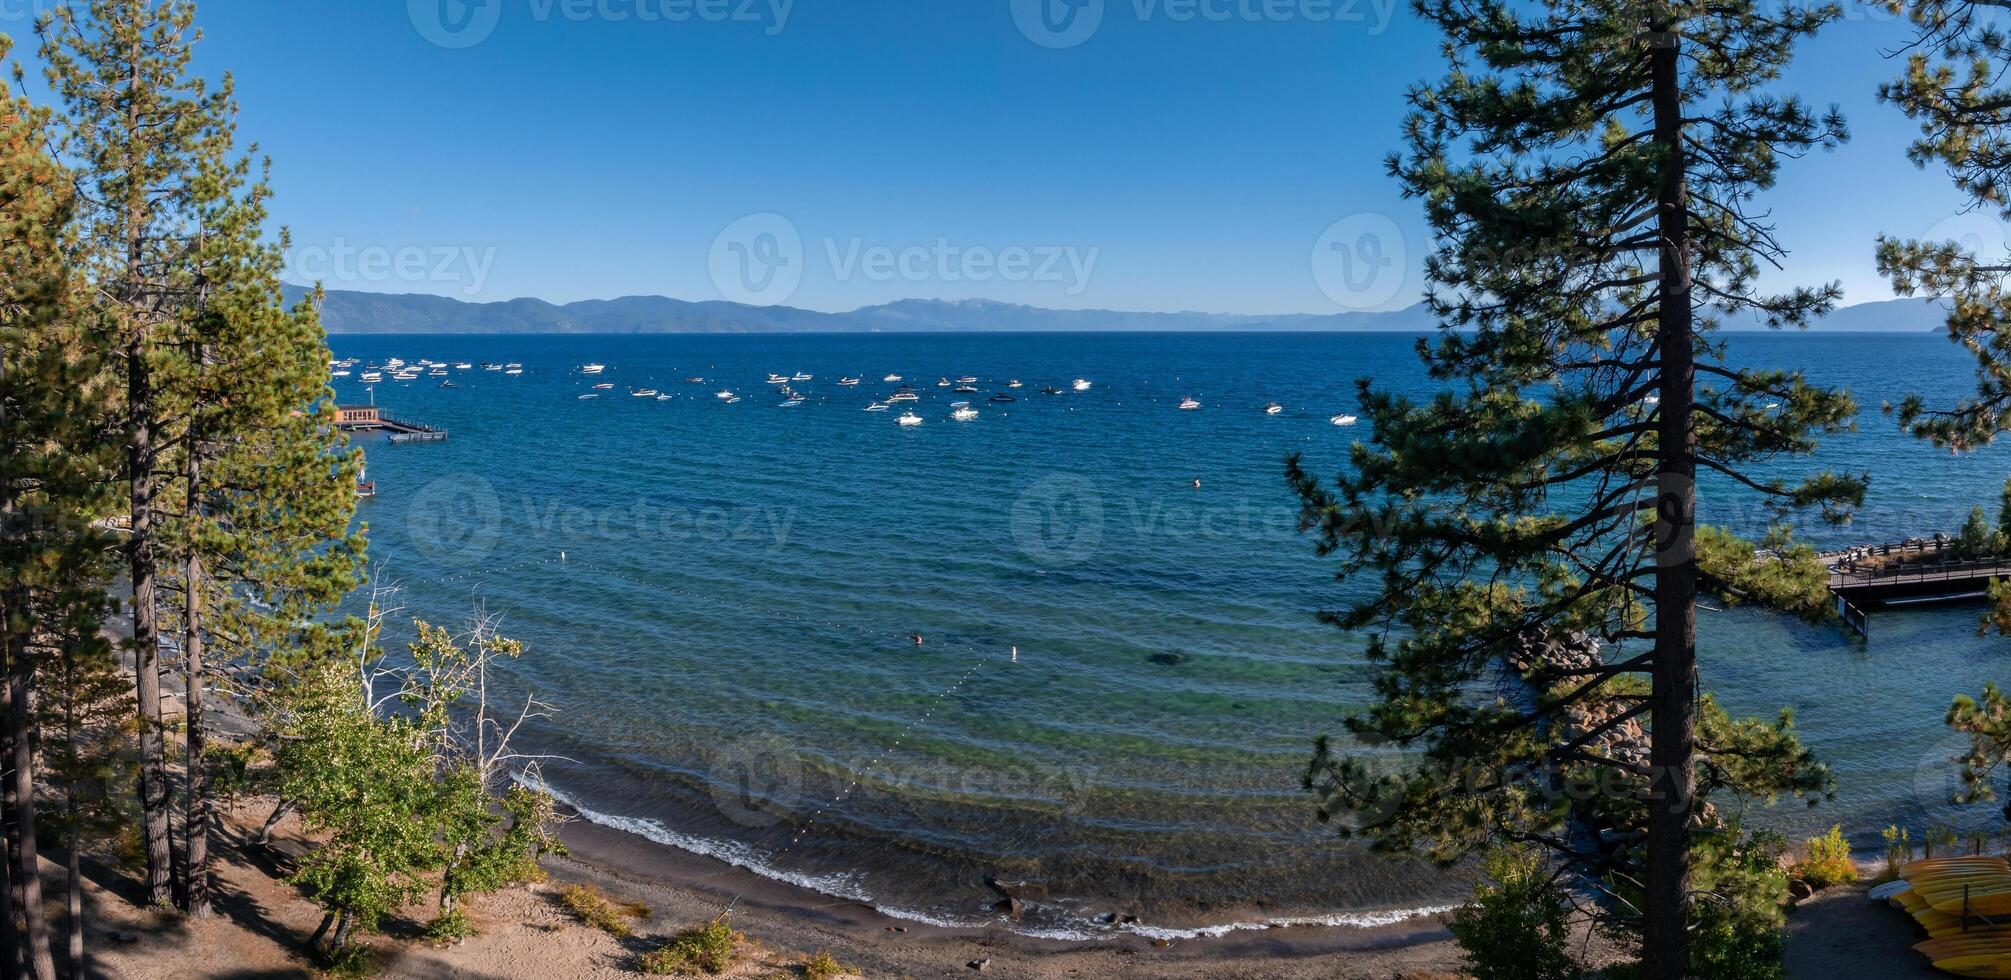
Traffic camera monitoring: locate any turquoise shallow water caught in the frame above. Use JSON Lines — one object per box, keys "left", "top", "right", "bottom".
{"left": 329, "top": 330, "right": 2011, "bottom": 937}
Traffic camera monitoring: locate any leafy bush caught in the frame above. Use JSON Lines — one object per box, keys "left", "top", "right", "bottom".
{"left": 640, "top": 916, "right": 745, "bottom": 975}
{"left": 1793, "top": 825, "right": 1857, "bottom": 888}
{"left": 1881, "top": 825, "right": 1915, "bottom": 882}
{"left": 1448, "top": 846, "right": 1581, "bottom": 980}
{"left": 424, "top": 907, "right": 476, "bottom": 944}
{"left": 1688, "top": 829, "right": 1790, "bottom": 980}
{"left": 558, "top": 883, "right": 647, "bottom": 938}
{"left": 803, "top": 951, "right": 852, "bottom": 980}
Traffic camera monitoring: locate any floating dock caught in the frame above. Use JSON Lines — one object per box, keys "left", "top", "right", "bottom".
{"left": 335, "top": 405, "right": 447, "bottom": 443}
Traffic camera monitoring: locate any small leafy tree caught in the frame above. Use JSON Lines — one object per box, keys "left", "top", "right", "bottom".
{"left": 400, "top": 616, "right": 564, "bottom": 929}
{"left": 277, "top": 656, "right": 437, "bottom": 958}
{"left": 1450, "top": 846, "right": 1582, "bottom": 980}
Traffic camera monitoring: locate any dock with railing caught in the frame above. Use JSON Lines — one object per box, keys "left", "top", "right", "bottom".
{"left": 1824, "top": 538, "right": 2011, "bottom": 607}
{"left": 335, "top": 405, "right": 447, "bottom": 443}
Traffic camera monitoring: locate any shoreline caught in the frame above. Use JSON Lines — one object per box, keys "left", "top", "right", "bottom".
{"left": 553, "top": 796, "right": 1463, "bottom": 952}
{"left": 546, "top": 811, "right": 1479, "bottom": 978}
{"left": 535, "top": 773, "right": 1467, "bottom": 945}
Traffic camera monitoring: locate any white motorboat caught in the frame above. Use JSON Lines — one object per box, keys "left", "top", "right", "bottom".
{"left": 593, "top": 383, "right": 615, "bottom": 390}
{"left": 578, "top": 393, "right": 599, "bottom": 400}
{"left": 957, "top": 376, "right": 977, "bottom": 384}
{"left": 883, "top": 374, "right": 903, "bottom": 382}
{"left": 504, "top": 367, "right": 523, "bottom": 375}
{"left": 716, "top": 390, "right": 736, "bottom": 400}
{"left": 360, "top": 371, "right": 382, "bottom": 383}
{"left": 779, "top": 397, "right": 804, "bottom": 407}
{"left": 897, "top": 411, "right": 924, "bottom": 426}
{"left": 951, "top": 405, "right": 979, "bottom": 422}
{"left": 1264, "top": 402, "right": 1283, "bottom": 415}
{"left": 888, "top": 392, "right": 918, "bottom": 402}
{"left": 792, "top": 372, "right": 813, "bottom": 381}
{"left": 632, "top": 389, "right": 658, "bottom": 397}
{"left": 656, "top": 394, "right": 672, "bottom": 401}
{"left": 1008, "top": 379, "right": 1023, "bottom": 388}
{"left": 454, "top": 362, "right": 472, "bottom": 370}
{"left": 1179, "top": 397, "right": 1201, "bottom": 410}
{"left": 864, "top": 402, "right": 889, "bottom": 412}
{"left": 1073, "top": 379, "right": 1092, "bottom": 391}
{"left": 581, "top": 363, "right": 606, "bottom": 375}
{"left": 838, "top": 377, "right": 861, "bottom": 386}
{"left": 331, "top": 369, "right": 352, "bottom": 378}
{"left": 1331, "top": 414, "right": 1358, "bottom": 426}
{"left": 767, "top": 374, "right": 790, "bottom": 384}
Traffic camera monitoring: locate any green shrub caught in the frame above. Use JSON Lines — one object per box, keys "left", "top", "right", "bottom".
{"left": 803, "top": 951, "right": 852, "bottom": 980}
{"left": 424, "top": 907, "right": 476, "bottom": 944}
{"left": 1688, "top": 829, "right": 1790, "bottom": 980}
{"left": 1448, "top": 845, "right": 1581, "bottom": 980}
{"left": 640, "top": 916, "right": 745, "bottom": 975}
{"left": 1794, "top": 825, "right": 1858, "bottom": 888}
{"left": 558, "top": 883, "right": 647, "bottom": 938}
{"left": 1881, "top": 825, "right": 1915, "bottom": 882}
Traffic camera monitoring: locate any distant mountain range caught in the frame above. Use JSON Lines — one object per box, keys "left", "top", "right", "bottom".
{"left": 280, "top": 286, "right": 1951, "bottom": 335}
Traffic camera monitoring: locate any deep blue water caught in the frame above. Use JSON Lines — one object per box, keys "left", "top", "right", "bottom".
{"left": 327, "top": 330, "right": 2011, "bottom": 937}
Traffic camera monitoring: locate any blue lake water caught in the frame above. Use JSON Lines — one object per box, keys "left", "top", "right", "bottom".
{"left": 328, "top": 330, "right": 2011, "bottom": 937}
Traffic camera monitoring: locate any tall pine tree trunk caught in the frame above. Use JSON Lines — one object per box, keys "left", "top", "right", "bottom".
{"left": 121, "top": 26, "right": 172, "bottom": 910}
{"left": 126, "top": 340, "right": 170, "bottom": 910}
{"left": 0, "top": 615, "right": 16, "bottom": 980}
{"left": 8, "top": 613, "right": 55, "bottom": 980}
{"left": 182, "top": 449, "right": 210, "bottom": 918}
{"left": 60, "top": 690, "right": 81, "bottom": 980}
{"left": 1646, "top": 22, "right": 1699, "bottom": 980}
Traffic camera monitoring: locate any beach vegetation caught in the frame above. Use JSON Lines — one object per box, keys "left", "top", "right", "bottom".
{"left": 1448, "top": 846, "right": 1580, "bottom": 980}
{"left": 559, "top": 883, "right": 647, "bottom": 938}
{"left": 1793, "top": 825, "right": 1858, "bottom": 888}
{"left": 640, "top": 915, "right": 747, "bottom": 975}
{"left": 1285, "top": 0, "right": 1860, "bottom": 971}
{"left": 802, "top": 950, "right": 853, "bottom": 980}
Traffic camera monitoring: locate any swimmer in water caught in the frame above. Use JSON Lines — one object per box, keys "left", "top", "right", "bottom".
{"left": 1192, "top": 478, "right": 1201, "bottom": 490}
{"left": 911, "top": 633, "right": 923, "bottom": 647}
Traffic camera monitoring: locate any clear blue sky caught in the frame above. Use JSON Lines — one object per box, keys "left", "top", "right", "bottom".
{"left": 0, "top": 0, "right": 1980, "bottom": 313}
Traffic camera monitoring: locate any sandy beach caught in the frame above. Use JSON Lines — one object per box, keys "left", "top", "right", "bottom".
{"left": 71, "top": 792, "right": 1955, "bottom": 979}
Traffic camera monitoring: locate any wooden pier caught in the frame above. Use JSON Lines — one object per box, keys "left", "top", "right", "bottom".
{"left": 1826, "top": 557, "right": 2011, "bottom": 606}
{"left": 335, "top": 405, "right": 447, "bottom": 443}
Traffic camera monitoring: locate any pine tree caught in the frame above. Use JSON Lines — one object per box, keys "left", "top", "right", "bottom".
{"left": 36, "top": 0, "right": 235, "bottom": 908}
{"left": 0, "top": 32, "right": 121, "bottom": 980}
{"left": 1879, "top": 0, "right": 2011, "bottom": 450}
{"left": 1285, "top": 0, "right": 1862, "bottom": 973}
{"left": 162, "top": 130, "right": 364, "bottom": 923}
